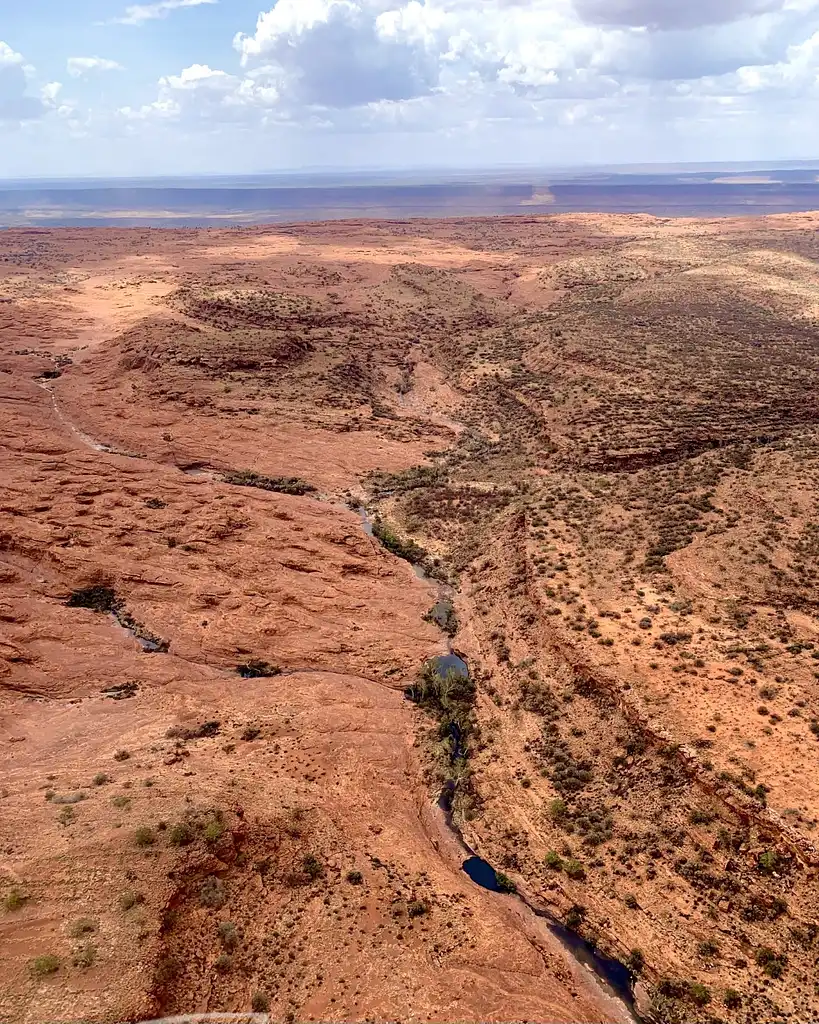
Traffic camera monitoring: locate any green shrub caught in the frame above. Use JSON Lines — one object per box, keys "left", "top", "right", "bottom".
{"left": 346, "top": 870, "right": 363, "bottom": 885}
{"left": 215, "top": 952, "right": 233, "bottom": 972}
{"left": 134, "top": 826, "right": 155, "bottom": 847}
{"left": 563, "top": 858, "right": 586, "bottom": 880}
{"left": 548, "top": 798, "right": 567, "bottom": 820}
{"left": 204, "top": 819, "right": 225, "bottom": 843}
{"left": 724, "top": 988, "right": 742, "bottom": 1010}
{"left": 495, "top": 872, "right": 517, "bottom": 894}
{"left": 371, "top": 518, "right": 427, "bottom": 564}
{"left": 697, "top": 938, "right": 720, "bottom": 958}
{"left": 30, "top": 954, "right": 60, "bottom": 977}
{"left": 251, "top": 991, "right": 271, "bottom": 1013}
{"left": 223, "top": 471, "right": 316, "bottom": 496}
{"left": 217, "top": 921, "right": 239, "bottom": 950}
{"left": 3, "top": 887, "right": 28, "bottom": 912}
{"left": 755, "top": 946, "right": 787, "bottom": 978}
{"left": 689, "top": 983, "right": 711, "bottom": 1007}
{"left": 757, "top": 849, "right": 779, "bottom": 874}
{"left": 544, "top": 850, "right": 563, "bottom": 871}
{"left": 168, "top": 823, "right": 194, "bottom": 847}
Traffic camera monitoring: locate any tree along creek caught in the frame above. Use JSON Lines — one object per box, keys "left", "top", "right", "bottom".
{"left": 357, "top": 506, "right": 640, "bottom": 1020}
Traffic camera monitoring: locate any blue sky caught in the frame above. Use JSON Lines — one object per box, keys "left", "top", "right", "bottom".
{"left": 1, "top": 0, "right": 818, "bottom": 178}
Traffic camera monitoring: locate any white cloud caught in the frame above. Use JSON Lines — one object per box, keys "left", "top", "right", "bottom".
{"left": 0, "top": 40, "right": 45, "bottom": 122}
{"left": 41, "top": 81, "right": 63, "bottom": 103}
{"left": 105, "top": 0, "right": 819, "bottom": 169}
{"left": 0, "top": 41, "right": 25, "bottom": 68}
{"left": 111, "top": 0, "right": 217, "bottom": 27}
{"left": 67, "top": 57, "right": 124, "bottom": 77}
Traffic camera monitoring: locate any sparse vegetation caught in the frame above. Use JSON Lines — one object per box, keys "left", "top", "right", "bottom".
{"left": 30, "top": 954, "right": 60, "bottom": 977}
{"left": 3, "top": 887, "right": 28, "bottom": 912}
{"left": 236, "top": 660, "right": 281, "bottom": 679}
{"left": 223, "top": 470, "right": 316, "bottom": 496}
{"left": 134, "top": 825, "right": 155, "bottom": 847}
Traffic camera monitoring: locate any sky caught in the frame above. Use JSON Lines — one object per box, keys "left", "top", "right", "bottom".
{"left": 0, "top": 0, "right": 818, "bottom": 178}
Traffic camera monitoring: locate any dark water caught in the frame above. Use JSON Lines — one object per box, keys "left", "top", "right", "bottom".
{"left": 429, "top": 652, "right": 469, "bottom": 678}
{"left": 463, "top": 855, "right": 502, "bottom": 889}
{"left": 460, "top": 847, "right": 636, "bottom": 1013}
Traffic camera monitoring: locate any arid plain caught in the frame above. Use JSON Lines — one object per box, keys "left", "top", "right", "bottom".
{"left": 1, "top": 212, "right": 819, "bottom": 1024}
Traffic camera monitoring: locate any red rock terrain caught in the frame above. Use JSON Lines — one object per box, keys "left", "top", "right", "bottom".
{"left": 1, "top": 214, "right": 818, "bottom": 1024}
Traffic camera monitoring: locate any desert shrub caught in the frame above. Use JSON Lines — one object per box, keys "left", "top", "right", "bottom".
{"left": 4, "top": 887, "right": 28, "bottom": 911}
{"left": 166, "top": 721, "right": 220, "bottom": 740}
{"left": 223, "top": 471, "right": 316, "bottom": 496}
{"left": 30, "top": 954, "right": 60, "bottom": 977}
{"left": 236, "top": 660, "right": 281, "bottom": 679}
{"left": 111, "top": 795, "right": 131, "bottom": 809}
{"left": 200, "top": 875, "right": 227, "bottom": 908}
{"left": 119, "top": 889, "right": 144, "bottom": 911}
{"left": 215, "top": 952, "right": 233, "bottom": 972}
{"left": 57, "top": 806, "right": 76, "bottom": 826}
{"left": 548, "top": 798, "right": 568, "bottom": 820}
{"left": 697, "top": 938, "right": 720, "bottom": 958}
{"left": 168, "top": 822, "right": 194, "bottom": 847}
{"left": 565, "top": 904, "right": 587, "bottom": 929}
{"left": 757, "top": 849, "right": 779, "bottom": 874}
{"left": 544, "top": 850, "right": 563, "bottom": 870}
{"left": 113, "top": 749, "right": 130, "bottom": 762}
{"left": 72, "top": 944, "right": 97, "bottom": 969}
{"left": 204, "top": 819, "right": 226, "bottom": 843}
{"left": 68, "top": 918, "right": 97, "bottom": 938}
{"left": 217, "top": 920, "right": 239, "bottom": 950}
{"left": 407, "top": 900, "right": 429, "bottom": 918}
{"left": 134, "top": 826, "right": 155, "bottom": 847}
{"left": 689, "top": 983, "right": 712, "bottom": 1006}
{"left": 92, "top": 773, "right": 111, "bottom": 786}
{"left": 495, "top": 872, "right": 517, "bottom": 894}
{"left": 155, "top": 954, "right": 180, "bottom": 985}
{"left": 52, "top": 791, "right": 86, "bottom": 805}
{"left": 67, "top": 586, "right": 119, "bottom": 612}
{"left": 724, "top": 989, "right": 742, "bottom": 1009}
{"left": 755, "top": 946, "right": 787, "bottom": 978}
{"left": 251, "top": 991, "right": 271, "bottom": 1013}
{"left": 303, "top": 854, "right": 324, "bottom": 881}
{"left": 624, "top": 893, "right": 639, "bottom": 909}
{"left": 346, "top": 870, "right": 363, "bottom": 885}
{"left": 627, "top": 949, "right": 645, "bottom": 973}
{"left": 241, "top": 725, "right": 261, "bottom": 741}
{"left": 563, "top": 858, "right": 586, "bottom": 880}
